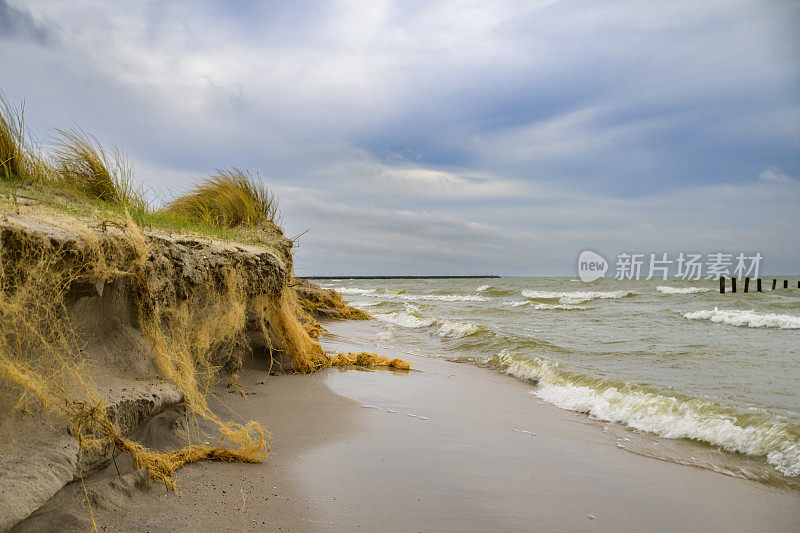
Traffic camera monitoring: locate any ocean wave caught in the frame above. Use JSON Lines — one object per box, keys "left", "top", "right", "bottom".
{"left": 373, "top": 311, "right": 435, "bottom": 328}
{"left": 335, "top": 286, "right": 489, "bottom": 302}
{"left": 657, "top": 286, "right": 712, "bottom": 294}
{"left": 492, "top": 350, "right": 800, "bottom": 477}
{"left": 475, "top": 284, "right": 515, "bottom": 296}
{"left": 532, "top": 303, "right": 589, "bottom": 310}
{"left": 436, "top": 319, "right": 480, "bottom": 339}
{"left": 353, "top": 301, "right": 381, "bottom": 308}
{"left": 502, "top": 300, "right": 529, "bottom": 307}
{"left": 334, "top": 287, "right": 377, "bottom": 295}
{"left": 389, "top": 293, "right": 489, "bottom": 302}
{"left": 521, "top": 289, "right": 636, "bottom": 304}
{"left": 373, "top": 311, "right": 479, "bottom": 339}
{"left": 501, "top": 301, "right": 588, "bottom": 310}
{"left": 684, "top": 308, "right": 800, "bottom": 329}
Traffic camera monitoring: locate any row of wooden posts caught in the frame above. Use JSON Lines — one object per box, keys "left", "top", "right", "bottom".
{"left": 719, "top": 277, "right": 799, "bottom": 293}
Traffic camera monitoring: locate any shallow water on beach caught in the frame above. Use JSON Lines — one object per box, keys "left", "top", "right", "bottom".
{"left": 319, "top": 276, "right": 800, "bottom": 484}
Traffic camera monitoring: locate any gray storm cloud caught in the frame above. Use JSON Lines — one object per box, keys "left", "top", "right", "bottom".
{"left": 1, "top": 0, "right": 798, "bottom": 274}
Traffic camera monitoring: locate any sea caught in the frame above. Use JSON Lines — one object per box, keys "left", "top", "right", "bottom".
{"left": 316, "top": 276, "right": 800, "bottom": 487}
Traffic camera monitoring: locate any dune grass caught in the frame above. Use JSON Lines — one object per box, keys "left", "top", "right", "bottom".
{"left": 1, "top": 92, "right": 147, "bottom": 211}
{"left": 52, "top": 127, "right": 147, "bottom": 210}
{"left": 0, "top": 93, "right": 26, "bottom": 181}
{"left": 0, "top": 93, "right": 53, "bottom": 185}
{"left": 1, "top": 92, "right": 284, "bottom": 248}
{"left": 163, "top": 168, "right": 280, "bottom": 229}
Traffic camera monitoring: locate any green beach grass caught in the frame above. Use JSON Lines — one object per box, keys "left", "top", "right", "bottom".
{"left": 1, "top": 90, "right": 284, "bottom": 249}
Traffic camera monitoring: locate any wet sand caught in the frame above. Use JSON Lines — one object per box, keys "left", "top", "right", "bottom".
{"left": 17, "top": 320, "right": 800, "bottom": 532}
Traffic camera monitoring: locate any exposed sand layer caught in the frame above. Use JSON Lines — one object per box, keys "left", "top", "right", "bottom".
{"left": 15, "top": 320, "right": 800, "bottom": 532}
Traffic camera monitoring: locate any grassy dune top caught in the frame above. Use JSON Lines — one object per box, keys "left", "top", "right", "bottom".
{"left": 0, "top": 92, "right": 285, "bottom": 250}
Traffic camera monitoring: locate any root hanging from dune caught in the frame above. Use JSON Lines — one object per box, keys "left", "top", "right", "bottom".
{"left": 0, "top": 215, "right": 267, "bottom": 489}
{"left": 67, "top": 400, "right": 266, "bottom": 489}
{"left": 257, "top": 290, "right": 411, "bottom": 372}
{"left": 0, "top": 215, "right": 144, "bottom": 416}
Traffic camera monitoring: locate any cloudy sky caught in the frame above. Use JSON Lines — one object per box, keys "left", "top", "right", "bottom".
{"left": 1, "top": 0, "right": 798, "bottom": 275}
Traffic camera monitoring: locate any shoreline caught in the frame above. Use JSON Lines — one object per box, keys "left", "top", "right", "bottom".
{"left": 18, "top": 319, "right": 800, "bottom": 532}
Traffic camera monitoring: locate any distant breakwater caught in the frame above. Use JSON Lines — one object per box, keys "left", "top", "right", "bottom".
{"left": 300, "top": 275, "right": 501, "bottom": 279}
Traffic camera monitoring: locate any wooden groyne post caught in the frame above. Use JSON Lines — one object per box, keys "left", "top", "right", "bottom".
{"left": 719, "top": 277, "right": 795, "bottom": 293}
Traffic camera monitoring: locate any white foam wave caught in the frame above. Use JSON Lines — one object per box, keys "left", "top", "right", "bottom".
{"left": 521, "top": 289, "right": 635, "bottom": 304}
{"left": 404, "top": 303, "right": 422, "bottom": 314}
{"left": 373, "top": 312, "right": 435, "bottom": 328}
{"left": 436, "top": 319, "right": 480, "bottom": 339}
{"left": 684, "top": 308, "right": 800, "bottom": 329}
{"left": 334, "top": 287, "right": 377, "bottom": 295}
{"left": 476, "top": 284, "right": 491, "bottom": 292}
{"left": 532, "top": 303, "right": 589, "bottom": 310}
{"left": 335, "top": 287, "right": 488, "bottom": 302}
{"left": 373, "top": 312, "right": 479, "bottom": 339}
{"left": 657, "top": 286, "right": 712, "bottom": 294}
{"left": 502, "top": 300, "right": 529, "bottom": 307}
{"left": 495, "top": 350, "right": 800, "bottom": 477}
{"left": 353, "top": 301, "right": 381, "bottom": 307}
{"left": 389, "top": 293, "right": 489, "bottom": 302}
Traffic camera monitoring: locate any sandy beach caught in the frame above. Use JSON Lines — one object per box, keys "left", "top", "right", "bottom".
{"left": 16, "top": 319, "right": 800, "bottom": 532}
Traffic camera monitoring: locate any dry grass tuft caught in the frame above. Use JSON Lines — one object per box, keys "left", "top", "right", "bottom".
{"left": 163, "top": 168, "right": 279, "bottom": 229}
{"left": 0, "top": 93, "right": 26, "bottom": 181}
{"left": 53, "top": 128, "right": 146, "bottom": 209}
{"left": 0, "top": 93, "right": 52, "bottom": 184}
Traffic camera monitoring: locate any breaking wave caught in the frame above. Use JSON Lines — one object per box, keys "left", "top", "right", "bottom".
{"left": 492, "top": 350, "right": 800, "bottom": 477}
{"left": 657, "top": 286, "right": 712, "bottom": 294}
{"left": 335, "top": 287, "right": 377, "bottom": 295}
{"left": 394, "top": 293, "right": 489, "bottom": 302}
{"left": 436, "top": 319, "right": 480, "bottom": 339}
{"left": 521, "top": 289, "right": 636, "bottom": 304}
{"left": 373, "top": 310, "right": 480, "bottom": 339}
{"left": 684, "top": 308, "right": 800, "bottom": 329}
{"left": 335, "top": 287, "right": 488, "bottom": 302}
{"left": 373, "top": 311, "right": 435, "bottom": 329}
{"left": 532, "top": 303, "right": 590, "bottom": 310}
{"left": 352, "top": 301, "right": 382, "bottom": 307}
{"left": 475, "top": 284, "right": 515, "bottom": 296}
